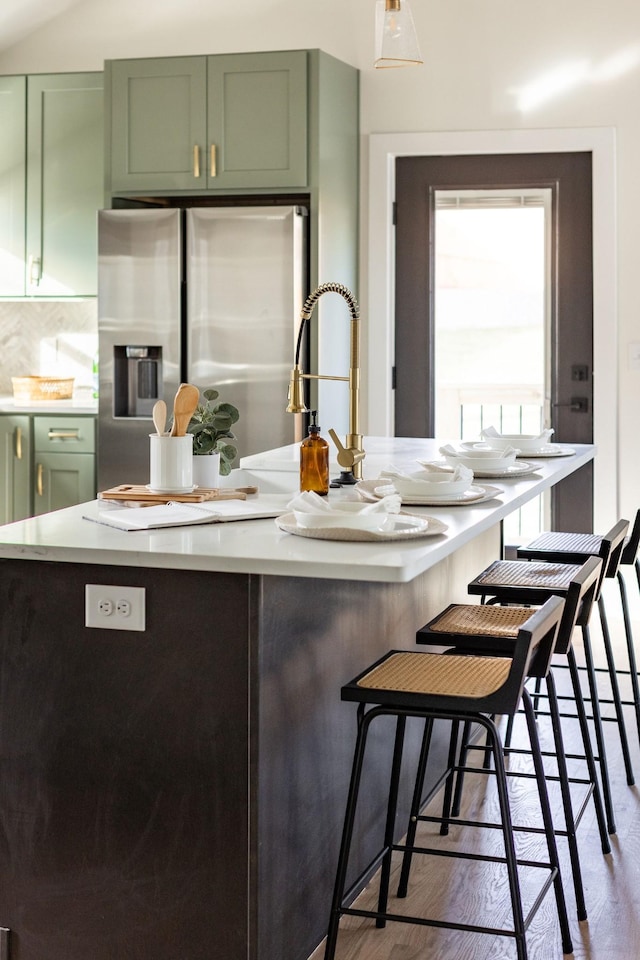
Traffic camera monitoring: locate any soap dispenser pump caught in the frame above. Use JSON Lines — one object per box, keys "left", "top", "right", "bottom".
{"left": 300, "top": 410, "right": 329, "bottom": 495}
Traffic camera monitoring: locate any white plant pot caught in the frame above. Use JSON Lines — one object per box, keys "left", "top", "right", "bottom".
{"left": 192, "top": 452, "right": 221, "bottom": 489}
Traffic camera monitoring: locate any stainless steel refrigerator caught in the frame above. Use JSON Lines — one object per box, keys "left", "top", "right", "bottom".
{"left": 97, "top": 205, "right": 307, "bottom": 490}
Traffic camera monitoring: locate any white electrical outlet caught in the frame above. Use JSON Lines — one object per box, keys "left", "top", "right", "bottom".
{"left": 85, "top": 584, "right": 146, "bottom": 631}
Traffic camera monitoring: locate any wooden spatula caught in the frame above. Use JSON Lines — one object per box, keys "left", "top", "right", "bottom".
{"left": 169, "top": 383, "right": 200, "bottom": 437}
{"left": 152, "top": 400, "right": 167, "bottom": 436}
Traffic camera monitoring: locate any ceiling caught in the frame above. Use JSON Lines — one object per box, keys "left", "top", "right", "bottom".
{"left": 0, "top": 0, "right": 82, "bottom": 51}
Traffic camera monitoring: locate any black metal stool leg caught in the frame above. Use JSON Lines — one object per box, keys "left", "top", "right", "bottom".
{"left": 598, "top": 595, "right": 635, "bottom": 785}
{"left": 617, "top": 570, "right": 640, "bottom": 746}
{"left": 479, "top": 715, "right": 529, "bottom": 960}
{"left": 567, "top": 645, "right": 612, "bottom": 849}
{"left": 451, "top": 719, "right": 473, "bottom": 818}
{"left": 439, "top": 720, "right": 461, "bottom": 836}
{"left": 397, "top": 717, "right": 434, "bottom": 898}
{"left": 325, "top": 704, "right": 373, "bottom": 960}
{"left": 376, "top": 715, "right": 407, "bottom": 926}
{"left": 522, "top": 690, "right": 574, "bottom": 956}
{"left": 546, "top": 670, "right": 587, "bottom": 921}
{"left": 580, "top": 625, "right": 617, "bottom": 834}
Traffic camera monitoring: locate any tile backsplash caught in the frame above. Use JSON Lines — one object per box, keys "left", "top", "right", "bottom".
{"left": 0, "top": 300, "right": 98, "bottom": 397}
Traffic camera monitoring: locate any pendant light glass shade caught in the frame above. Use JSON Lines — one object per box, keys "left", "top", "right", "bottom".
{"left": 375, "top": 0, "right": 423, "bottom": 68}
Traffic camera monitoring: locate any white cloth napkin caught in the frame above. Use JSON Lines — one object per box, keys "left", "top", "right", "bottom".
{"left": 287, "top": 490, "right": 402, "bottom": 515}
{"left": 481, "top": 425, "right": 554, "bottom": 444}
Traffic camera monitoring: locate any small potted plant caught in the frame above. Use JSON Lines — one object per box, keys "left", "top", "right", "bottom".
{"left": 188, "top": 387, "right": 240, "bottom": 488}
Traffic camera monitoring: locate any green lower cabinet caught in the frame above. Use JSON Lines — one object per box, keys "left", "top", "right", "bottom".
{"left": 33, "top": 452, "right": 95, "bottom": 515}
{"left": 33, "top": 415, "right": 96, "bottom": 515}
{"left": 0, "top": 415, "right": 31, "bottom": 523}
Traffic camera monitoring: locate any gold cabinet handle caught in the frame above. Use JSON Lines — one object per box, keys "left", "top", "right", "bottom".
{"left": 193, "top": 144, "right": 201, "bottom": 178}
{"left": 36, "top": 463, "right": 44, "bottom": 497}
{"left": 14, "top": 426, "right": 22, "bottom": 460}
{"left": 210, "top": 144, "right": 217, "bottom": 178}
{"left": 28, "top": 255, "right": 41, "bottom": 286}
{"left": 48, "top": 430, "right": 80, "bottom": 440}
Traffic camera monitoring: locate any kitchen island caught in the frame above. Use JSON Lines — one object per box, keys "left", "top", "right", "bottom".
{"left": 0, "top": 438, "right": 594, "bottom": 960}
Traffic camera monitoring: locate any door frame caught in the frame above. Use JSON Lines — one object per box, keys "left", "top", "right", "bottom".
{"left": 367, "top": 128, "right": 617, "bottom": 529}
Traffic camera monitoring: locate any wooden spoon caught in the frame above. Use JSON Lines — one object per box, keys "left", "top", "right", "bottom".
{"left": 170, "top": 383, "right": 200, "bottom": 437}
{"left": 152, "top": 400, "right": 167, "bottom": 436}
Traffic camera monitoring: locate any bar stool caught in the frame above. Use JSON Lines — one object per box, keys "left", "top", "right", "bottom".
{"left": 325, "top": 597, "right": 573, "bottom": 960}
{"left": 517, "top": 516, "right": 640, "bottom": 747}
{"left": 409, "top": 556, "right": 607, "bottom": 922}
{"left": 467, "top": 525, "right": 629, "bottom": 835}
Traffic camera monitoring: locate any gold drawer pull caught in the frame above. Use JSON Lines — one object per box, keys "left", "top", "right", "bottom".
{"left": 210, "top": 143, "right": 217, "bottom": 178}
{"left": 14, "top": 426, "right": 22, "bottom": 460}
{"left": 48, "top": 430, "right": 80, "bottom": 440}
{"left": 193, "top": 144, "right": 200, "bottom": 178}
{"left": 36, "top": 463, "right": 44, "bottom": 497}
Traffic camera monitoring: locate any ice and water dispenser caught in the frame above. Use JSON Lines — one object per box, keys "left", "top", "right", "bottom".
{"left": 113, "top": 345, "right": 163, "bottom": 417}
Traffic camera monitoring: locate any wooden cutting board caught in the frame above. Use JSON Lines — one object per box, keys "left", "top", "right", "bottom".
{"left": 98, "top": 484, "right": 256, "bottom": 505}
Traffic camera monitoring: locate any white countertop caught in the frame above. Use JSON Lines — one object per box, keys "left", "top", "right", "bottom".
{"left": 0, "top": 438, "right": 595, "bottom": 583}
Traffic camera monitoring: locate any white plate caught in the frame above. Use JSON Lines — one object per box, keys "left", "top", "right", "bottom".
{"left": 427, "top": 460, "right": 540, "bottom": 479}
{"left": 516, "top": 445, "right": 576, "bottom": 459}
{"left": 356, "top": 479, "right": 502, "bottom": 506}
{"left": 275, "top": 512, "right": 448, "bottom": 542}
{"left": 398, "top": 484, "right": 503, "bottom": 506}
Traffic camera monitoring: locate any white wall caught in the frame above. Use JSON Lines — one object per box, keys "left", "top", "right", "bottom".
{"left": 2, "top": 0, "right": 638, "bottom": 519}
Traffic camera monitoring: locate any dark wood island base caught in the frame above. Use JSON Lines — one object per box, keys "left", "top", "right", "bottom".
{"left": 0, "top": 526, "right": 499, "bottom": 960}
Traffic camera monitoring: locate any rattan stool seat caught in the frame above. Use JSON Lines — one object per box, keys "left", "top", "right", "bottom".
{"left": 427, "top": 603, "right": 534, "bottom": 637}
{"left": 358, "top": 650, "right": 512, "bottom": 698}
{"left": 524, "top": 530, "right": 602, "bottom": 555}
{"left": 474, "top": 560, "right": 579, "bottom": 590}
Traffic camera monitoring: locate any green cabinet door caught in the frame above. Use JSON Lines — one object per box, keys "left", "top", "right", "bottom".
{"left": 0, "top": 77, "right": 26, "bottom": 296}
{"left": 26, "top": 73, "right": 104, "bottom": 297}
{"left": 33, "top": 415, "right": 96, "bottom": 515}
{"left": 0, "top": 415, "right": 31, "bottom": 523}
{"left": 110, "top": 57, "right": 207, "bottom": 192}
{"left": 206, "top": 51, "right": 307, "bottom": 189}
{"left": 33, "top": 452, "right": 95, "bottom": 515}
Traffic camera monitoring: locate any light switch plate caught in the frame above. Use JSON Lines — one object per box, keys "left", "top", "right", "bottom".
{"left": 85, "top": 584, "right": 146, "bottom": 631}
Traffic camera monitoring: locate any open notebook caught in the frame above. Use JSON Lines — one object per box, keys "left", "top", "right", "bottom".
{"left": 84, "top": 496, "right": 288, "bottom": 531}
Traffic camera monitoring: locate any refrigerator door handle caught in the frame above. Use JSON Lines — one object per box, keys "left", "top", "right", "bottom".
{"left": 193, "top": 145, "right": 201, "bottom": 178}
{"left": 210, "top": 144, "right": 217, "bottom": 178}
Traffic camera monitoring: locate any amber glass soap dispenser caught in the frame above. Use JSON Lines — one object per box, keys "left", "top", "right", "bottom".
{"left": 300, "top": 410, "right": 329, "bottom": 495}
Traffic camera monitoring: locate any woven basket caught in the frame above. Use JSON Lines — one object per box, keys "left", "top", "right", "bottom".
{"left": 12, "top": 376, "right": 75, "bottom": 402}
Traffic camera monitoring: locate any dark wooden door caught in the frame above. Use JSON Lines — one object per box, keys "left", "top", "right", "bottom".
{"left": 394, "top": 151, "right": 594, "bottom": 531}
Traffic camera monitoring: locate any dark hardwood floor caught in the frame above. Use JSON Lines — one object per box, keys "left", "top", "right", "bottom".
{"left": 310, "top": 572, "right": 640, "bottom": 960}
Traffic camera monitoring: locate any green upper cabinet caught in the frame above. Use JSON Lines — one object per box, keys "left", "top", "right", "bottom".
{"left": 0, "top": 72, "right": 103, "bottom": 298}
{"left": 0, "top": 77, "right": 27, "bottom": 296}
{"left": 206, "top": 52, "right": 307, "bottom": 190}
{"left": 26, "top": 73, "right": 104, "bottom": 297}
{"left": 109, "top": 57, "right": 207, "bottom": 193}
{"left": 108, "top": 51, "right": 308, "bottom": 193}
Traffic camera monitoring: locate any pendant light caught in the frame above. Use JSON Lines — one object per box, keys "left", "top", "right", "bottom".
{"left": 375, "top": 0, "right": 423, "bottom": 68}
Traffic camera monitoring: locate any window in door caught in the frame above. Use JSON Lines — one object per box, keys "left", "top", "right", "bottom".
{"left": 433, "top": 189, "right": 551, "bottom": 541}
